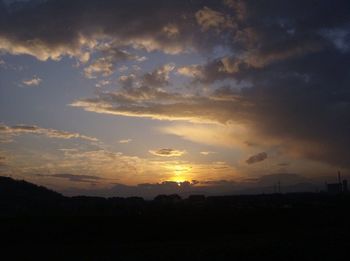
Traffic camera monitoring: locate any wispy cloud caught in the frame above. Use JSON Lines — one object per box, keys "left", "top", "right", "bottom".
{"left": 37, "top": 173, "right": 104, "bottom": 183}
{"left": 200, "top": 151, "right": 216, "bottom": 156}
{"left": 0, "top": 123, "right": 98, "bottom": 142}
{"left": 22, "top": 76, "right": 42, "bottom": 86}
{"left": 119, "top": 139, "right": 132, "bottom": 144}
{"left": 149, "top": 148, "right": 186, "bottom": 157}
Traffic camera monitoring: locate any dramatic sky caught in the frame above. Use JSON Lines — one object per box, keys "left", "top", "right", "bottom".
{"left": 1, "top": 0, "right": 350, "bottom": 197}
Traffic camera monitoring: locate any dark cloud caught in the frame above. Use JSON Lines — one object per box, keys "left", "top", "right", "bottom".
{"left": 246, "top": 152, "right": 268, "bottom": 165}
{"left": 277, "top": 162, "right": 290, "bottom": 167}
{"left": 84, "top": 47, "right": 146, "bottom": 78}
{"left": 142, "top": 64, "right": 174, "bottom": 87}
{"left": 0, "top": 0, "right": 229, "bottom": 60}
{"left": 149, "top": 148, "right": 186, "bottom": 157}
{"left": 63, "top": 180, "right": 237, "bottom": 198}
{"left": 61, "top": 173, "right": 327, "bottom": 198}
{"left": 38, "top": 173, "right": 103, "bottom": 183}
{"left": 0, "top": 123, "right": 98, "bottom": 142}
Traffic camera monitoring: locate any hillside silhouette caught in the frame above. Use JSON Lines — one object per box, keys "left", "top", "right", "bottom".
{"left": 0, "top": 176, "right": 62, "bottom": 199}
{"left": 1, "top": 176, "right": 350, "bottom": 260}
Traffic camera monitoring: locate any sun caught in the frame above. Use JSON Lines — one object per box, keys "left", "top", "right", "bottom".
{"left": 166, "top": 164, "right": 192, "bottom": 184}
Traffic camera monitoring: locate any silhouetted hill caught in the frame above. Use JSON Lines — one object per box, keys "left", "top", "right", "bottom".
{"left": 0, "top": 176, "right": 63, "bottom": 200}
{"left": 0, "top": 176, "right": 64, "bottom": 216}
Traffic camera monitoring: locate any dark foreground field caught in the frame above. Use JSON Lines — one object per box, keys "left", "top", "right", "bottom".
{"left": 1, "top": 177, "right": 349, "bottom": 260}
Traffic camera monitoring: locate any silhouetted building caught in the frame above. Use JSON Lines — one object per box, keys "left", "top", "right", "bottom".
{"left": 327, "top": 183, "right": 342, "bottom": 194}
{"left": 326, "top": 171, "right": 348, "bottom": 194}
{"left": 342, "top": 180, "right": 348, "bottom": 193}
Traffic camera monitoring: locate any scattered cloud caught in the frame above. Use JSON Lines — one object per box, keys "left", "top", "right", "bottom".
{"left": 22, "top": 76, "right": 42, "bottom": 86}
{"left": 195, "top": 6, "right": 233, "bottom": 32}
{"left": 95, "top": 79, "right": 110, "bottom": 88}
{"left": 142, "top": 63, "right": 175, "bottom": 87}
{"left": 246, "top": 152, "right": 268, "bottom": 165}
{"left": 0, "top": 123, "right": 98, "bottom": 142}
{"left": 200, "top": 151, "right": 216, "bottom": 156}
{"left": 177, "top": 65, "right": 204, "bottom": 79}
{"left": 118, "top": 65, "right": 128, "bottom": 72}
{"left": 149, "top": 148, "right": 186, "bottom": 157}
{"left": 119, "top": 139, "right": 132, "bottom": 144}
{"left": 84, "top": 48, "right": 146, "bottom": 78}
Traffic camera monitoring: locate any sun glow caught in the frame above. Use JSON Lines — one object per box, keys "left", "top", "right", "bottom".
{"left": 166, "top": 164, "right": 192, "bottom": 184}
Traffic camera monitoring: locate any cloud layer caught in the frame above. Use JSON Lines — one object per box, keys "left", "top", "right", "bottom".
{"left": 0, "top": 124, "right": 97, "bottom": 142}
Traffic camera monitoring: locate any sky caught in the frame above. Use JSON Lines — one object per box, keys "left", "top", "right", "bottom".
{"left": 1, "top": 0, "right": 350, "bottom": 197}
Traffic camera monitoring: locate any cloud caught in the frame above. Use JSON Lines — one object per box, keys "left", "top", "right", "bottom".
{"left": 119, "top": 139, "right": 132, "bottom": 144}
{"left": 2, "top": 0, "right": 350, "bottom": 172}
{"left": 0, "top": 123, "right": 98, "bottom": 142}
{"left": 118, "top": 65, "right": 128, "bottom": 72}
{"left": 195, "top": 6, "right": 233, "bottom": 32}
{"left": 8, "top": 146, "right": 239, "bottom": 191}
{"left": 246, "top": 152, "right": 268, "bottom": 165}
{"left": 118, "top": 74, "right": 136, "bottom": 89}
{"left": 61, "top": 173, "right": 323, "bottom": 198}
{"left": 0, "top": 0, "right": 215, "bottom": 62}
{"left": 142, "top": 63, "right": 175, "bottom": 87}
{"left": 70, "top": 84, "right": 246, "bottom": 124}
{"left": 95, "top": 79, "right": 110, "bottom": 88}
{"left": 22, "top": 76, "right": 42, "bottom": 86}
{"left": 149, "top": 148, "right": 186, "bottom": 157}
{"left": 277, "top": 162, "right": 290, "bottom": 167}
{"left": 37, "top": 173, "right": 104, "bottom": 183}
{"left": 0, "top": 155, "right": 6, "bottom": 167}
{"left": 200, "top": 151, "right": 216, "bottom": 156}
{"left": 177, "top": 65, "right": 204, "bottom": 79}
{"left": 84, "top": 47, "right": 146, "bottom": 78}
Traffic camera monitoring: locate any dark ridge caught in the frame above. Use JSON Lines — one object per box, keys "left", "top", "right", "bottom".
{"left": 0, "top": 176, "right": 63, "bottom": 199}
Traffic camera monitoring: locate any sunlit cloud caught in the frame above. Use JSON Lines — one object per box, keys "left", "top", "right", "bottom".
{"left": 84, "top": 48, "right": 146, "bottom": 78}
{"left": 0, "top": 124, "right": 98, "bottom": 142}
{"left": 200, "top": 151, "right": 216, "bottom": 156}
{"left": 119, "top": 139, "right": 132, "bottom": 144}
{"left": 22, "top": 76, "right": 42, "bottom": 86}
